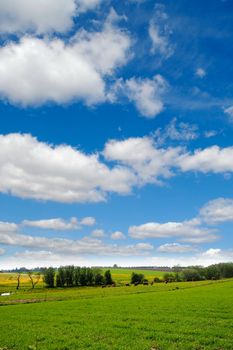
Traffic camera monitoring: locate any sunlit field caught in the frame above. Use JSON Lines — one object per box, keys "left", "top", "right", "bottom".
{"left": 0, "top": 270, "right": 233, "bottom": 350}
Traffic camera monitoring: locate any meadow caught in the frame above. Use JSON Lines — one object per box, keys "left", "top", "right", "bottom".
{"left": 0, "top": 270, "right": 233, "bottom": 350}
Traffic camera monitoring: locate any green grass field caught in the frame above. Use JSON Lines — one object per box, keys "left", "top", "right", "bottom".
{"left": 1, "top": 271, "right": 233, "bottom": 350}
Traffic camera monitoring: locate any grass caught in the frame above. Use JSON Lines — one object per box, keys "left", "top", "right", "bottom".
{"left": 0, "top": 272, "right": 233, "bottom": 349}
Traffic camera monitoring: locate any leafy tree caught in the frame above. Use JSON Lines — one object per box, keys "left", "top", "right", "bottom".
{"left": 104, "top": 270, "right": 113, "bottom": 285}
{"left": 74, "top": 267, "right": 81, "bottom": 286}
{"left": 65, "top": 265, "right": 75, "bottom": 287}
{"left": 56, "top": 267, "right": 66, "bottom": 287}
{"left": 95, "top": 272, "right": 105, "bottom": 285}
{"left": 181, "top": 268, "right": 202, "bottom": 281}
{"left": 131, "top": 272, "right": 144, "bottom": 284}
{"left": 163, "top": 273, "right": 175, "bottom": 283}
{"left": 43, "top": 267, "right": 55, "bottom": 288}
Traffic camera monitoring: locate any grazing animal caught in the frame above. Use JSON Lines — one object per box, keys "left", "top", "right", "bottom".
{"left": 102, "top": 285, "right": 106, "bottom": 288}
{"left": 125, "top": 283, "right": 130, "bottom": 286}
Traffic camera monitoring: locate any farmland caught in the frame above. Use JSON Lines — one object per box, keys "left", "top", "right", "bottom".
{"left": 0, "top": 270, "right": 233, "bottom": 350}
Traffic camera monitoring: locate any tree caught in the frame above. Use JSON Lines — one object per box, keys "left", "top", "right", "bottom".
{"left": 163, "top": 273, "right": 175, "bottom": 283}
{"left": 131, "top": 272, "right": 144, "bottom": 284}
{"left": 28, "top": 272, "right": 41, "bottom": 289}
{"left": 43, "top": 267, "right": 55, "bottom": 288}
{"left": 95, "top": 272, "right": 104, "bottom": 285}
{"left": 181, "top": 268, "right": 202, "bottom": 282}
{"left": 16, "top": 272, "right": 21, "bottom": 290}
{"left": 65, "top": 265, "right": 74, "bottom": 287}
{"left": 104, "top": 270, "right": 113, "bottom": 285}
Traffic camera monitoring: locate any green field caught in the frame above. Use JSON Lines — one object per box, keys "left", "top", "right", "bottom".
{"left": 0, "top": 270, "right": 233, "bottom": 350}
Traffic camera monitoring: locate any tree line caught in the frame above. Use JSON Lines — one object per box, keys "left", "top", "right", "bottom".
{"left": 130, "top": 263, "right": 233, "bottom": 285}
{"left": 166, "top": 263, "right": 233, "bottom": 282}
{"left": 43, "top": 266, "right": 113, "bottom": 288}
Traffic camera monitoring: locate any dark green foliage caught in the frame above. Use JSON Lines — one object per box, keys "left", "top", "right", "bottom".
{"left": 43, "top": 267, "right": 55, "bottom": 288}
{"left": 104, "top": 270, "right": 113, "bottom": 285}
{"left": 170, "top": 263, "right": 233, "bottom": 283}
{"left": 163, "top": 273, "right": 175, "bottom": 282}
{"left": 94, "top": 272, "right": 105, "bottom": 285}
{"left": 181, "top": 268, "right": 203, "bottom": 282}
{"left": 55, "top": 266, "right": 108, "bottom": 287}
{"left": 131, "top": 272, "right": 144, "bottom": 284}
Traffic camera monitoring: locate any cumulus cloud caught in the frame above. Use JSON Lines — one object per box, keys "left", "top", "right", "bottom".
{"left": 149, "top": 4, "right": 174, "bottom": 58}
{"left": 0, "top": 133, "right": 136, "bottom": 203}
{"left": 2, "top": 133, "right": 233, "bottom": 204}
{"left": 91, "top": 229, "right": 105, "bottom": 238}
{"left": 157, "top": 243, "right": 197, "bottom": 253}
{"left": 123, "top": 75, "right": 167, "bottom": 118}
{"left": 0, "top": 0, "right": 104, "bottom": 35}
{"left": 200, "top": 198, "right": 233, "bottom": 225}
{"left": 0, "top": 14, "right": 131, "bottom": 106}
{"left": 111, "top": 231, "right": 126, "bottom": 240}
{"left": 22, "top": 217, "right": 79, "bottom": 231}
{"left": 80, "top": 217, "right": 96, "bottom": 226}
{"left": 129, "top": 218, "right": 217, "bottom": 243}
{"left": 0, "top": 0, "right": 76, "bottom": 35}
{"left": 104, "top": 136, "right": 180, "bottom": 184}
{"left": 178, "top": 146, "right": 233, "bottom": 173}
{"left": 0, "top": 226, "right": 154, "bottom": 257}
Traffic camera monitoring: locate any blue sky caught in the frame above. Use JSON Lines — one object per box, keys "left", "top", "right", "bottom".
{"left": 0, "top": 0, "right": 233, "bottom": 269}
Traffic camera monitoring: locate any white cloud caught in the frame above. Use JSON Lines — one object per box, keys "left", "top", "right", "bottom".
{"left": 0, "top": 0, "right": 104, "bottom": 35}
{"left": 91, "top": 229, "right": 105, "bottom": 238}
{"left": 2, "top": 133, "right": 233, "bottom": 204}
{"left": 145, "top": 248, "right": 233, "bottom": 267}
{"left": 111, "top": 231, "right": 126, "bottom": 240}
{"left": 0, "top": 133, "right": 136, "bottom": 203}
{"left": 154, "top": 118, "right": 199, "bottom": 145}
{"left": 14, "top": 250, "right": 61, "bottom": 261}
{"left": 0, "top": 226, "right": 154, "bottom": 257}
{"left": 80, "top": 217, "right": 96, "bottom": 226}
{"left": 200, "top": 198, "right": 233, "bottom": 225}
{"left": 196, "top": 68, "right": 206, "bottom": 78}
{"left": 123, "top": 75, "right": 167, "bottom": 118}
{"left": 0, "top": 0, "right": 76, "bottom": 35}
{"left": 178, "top": 146, "right": 233, "bottom": 173}
{"left": 202, "top": 248, "right": 221, "bottom": 258}
{"left": 149, "top": 4, "right": 174, "bottom": 58}
{"left": 21, "top": 216, "right": 95, "bottom": 230}
{"left": 0, "top": 221, "right": 19, "bottom": 233}
{"left": 104, "top": 136, "right": 180, "bottom": 184}
{"left": 22, "top": 217, "right": 79, "bottom": 231}
{"left": 224, "top": 106, "right": 233, "bottom": 123}
{"left": 76, "top": 0, "right": 104, "bottom": 13}
{"left": 0, "top": 15, "right": 131, "bottom": 106}
{"left": 129, "top": 218, "right": 217, "bottom": 243}
{"left": 157, "top": 243, "right": 197, "bottom": 253}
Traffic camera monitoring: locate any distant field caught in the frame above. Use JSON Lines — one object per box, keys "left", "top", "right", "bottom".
{"left": 0, "top": 276, "right": 233, "bottom": 349}
{"left": 108, "top": 268, "right": 165, "bottom": 283}
{"left": 0, "top": 268, "right": 166, "bottom": 291}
